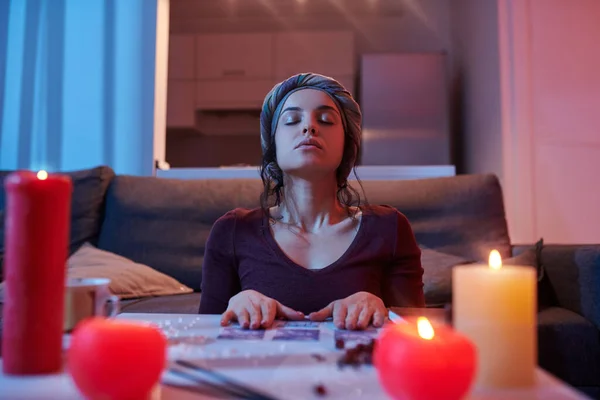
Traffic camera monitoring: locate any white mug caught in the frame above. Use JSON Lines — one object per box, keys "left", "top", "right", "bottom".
{"left": 64, "top": 277, "right": 120, "bottom": 332}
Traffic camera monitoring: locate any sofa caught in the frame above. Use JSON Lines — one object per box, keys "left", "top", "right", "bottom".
{"left": 1, "top": 165, "right": 598, "bottom": 398}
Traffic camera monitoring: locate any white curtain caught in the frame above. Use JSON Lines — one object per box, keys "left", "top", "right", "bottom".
{"left": 0, "top": 0, "right": 164, "bottom": 175}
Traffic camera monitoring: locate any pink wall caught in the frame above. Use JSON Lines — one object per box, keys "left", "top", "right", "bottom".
{"left": 529, "top": 0, "right": 600, "bottom": 243}
{"left": 498, "top": 0, "right": 600, "bottom": 244}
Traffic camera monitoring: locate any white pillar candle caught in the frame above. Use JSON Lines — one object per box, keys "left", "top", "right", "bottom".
{"left": 453, "top": 250, "right": 537, "bottom": 388}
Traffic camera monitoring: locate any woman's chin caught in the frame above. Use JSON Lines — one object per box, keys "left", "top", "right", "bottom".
{"left": 281, "top": 163, "right": 339, "bottom": 180}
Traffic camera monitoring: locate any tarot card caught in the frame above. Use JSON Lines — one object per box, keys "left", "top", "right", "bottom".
{"left": 272, "top": 328, "right": 320, "bottom": 341}
{"left": 217, "top": 327, "right": 266, "bottom": 340}
{"left": 334, "top": 328, "right": 378, "bottom": 343}
{"left": 280, "top": 321, "right": 321, "bottom": 328}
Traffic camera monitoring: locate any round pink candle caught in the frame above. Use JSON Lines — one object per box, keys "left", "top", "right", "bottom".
{"left": 374, "top": 317, "right": 477, "bottom": 400}
{"left": 2, "top": 170, "right": 72, "bottom": 375}
{"left": 68, "top": 318, "right": 167, "bottom": 400}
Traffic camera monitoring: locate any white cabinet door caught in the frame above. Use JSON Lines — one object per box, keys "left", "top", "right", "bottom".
{"left": 167, "top": 80, "right": 196, "bottom": 127}
{"left": 168, "top": 35, "right": 195, "bottom": 80}
{"left": 196, "top": 79, "right": 275, "bottom": 110}
{"left": 195, "top": 33, "right": 273, "bottom": 80}
{"left": 274, "top": 31, "right": 355, "bottom": 81}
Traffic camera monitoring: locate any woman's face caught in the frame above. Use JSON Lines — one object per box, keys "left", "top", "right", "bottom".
{"left": 274, "top": 88, "right": 345, "bottom": 179}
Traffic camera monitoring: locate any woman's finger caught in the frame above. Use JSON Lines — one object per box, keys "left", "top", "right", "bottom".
{"left": 238, "top": 308, "right": 250, "bottom": 329}
{"left": 356, "top": 307, "right": 373, "bottom": 330}
{"left": 276, "top": 302, "right": 305, "bottom": 320}
{"left": 261, "top": 301, "right": 277, "bottom": 328}
{"left": 248, "top": 302, "right": 263, "bottom": 330}
{"left": 220, "top": 309, "right": 236, "bottom": 326}
{"left": 332, "top": 302, "right": 348, "bottom": 329}
{"left": 308, "top": 302, "right": 333, "bottom": 322}
{"left": 372, "top": 308, "right": 387, "bottom": 327}
{"left": 345, "top": 305, "right": 361, "bottom": 330}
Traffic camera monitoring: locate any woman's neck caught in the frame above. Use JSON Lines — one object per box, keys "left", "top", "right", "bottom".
{"left": 278, "top": 175, "right": 346, "bottom": 233}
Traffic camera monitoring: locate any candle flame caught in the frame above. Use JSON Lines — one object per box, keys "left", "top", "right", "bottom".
{"left": 37, "top": 170, "right": 48, "bottom": 180}
{"left": 417, "top": 317, "right": 434, "bottom": 340}
{"left": 489, "top": 249, "right": 502, "bottom": 270}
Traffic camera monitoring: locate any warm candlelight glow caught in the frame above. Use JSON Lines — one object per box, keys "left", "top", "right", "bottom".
{"left": 37, "top": 170, "right": 48, "bottom": 180}
{"left": 488, "top": 249, "right": 502, "bottom": 270}
{"left": 417, "top": 317, "right": 435, "bottom": 340}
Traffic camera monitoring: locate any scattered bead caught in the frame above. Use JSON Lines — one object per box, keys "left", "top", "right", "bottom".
{"left": 314, "top": 384, "right": 327, "bottom": 396}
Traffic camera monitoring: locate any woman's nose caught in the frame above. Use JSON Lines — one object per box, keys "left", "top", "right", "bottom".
{"left": 302, "top": 126, "right": 317, "bottom": 135}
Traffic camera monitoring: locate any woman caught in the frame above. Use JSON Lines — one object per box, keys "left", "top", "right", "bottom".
{"left": 199, "top": 73, "right": 424, "bottom": 331}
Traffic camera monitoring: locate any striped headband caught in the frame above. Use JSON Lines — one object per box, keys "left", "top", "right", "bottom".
{"left": 260, "top": 73, "right": 362, "bottom": 156}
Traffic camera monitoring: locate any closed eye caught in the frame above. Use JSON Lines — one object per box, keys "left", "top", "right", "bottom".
{"left": 284, "top": 120, "right": 301, "bottom": 126}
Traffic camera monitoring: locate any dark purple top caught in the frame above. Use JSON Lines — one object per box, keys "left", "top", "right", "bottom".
{"left": 199, "top": 205, "right": 425, "bottom": 315}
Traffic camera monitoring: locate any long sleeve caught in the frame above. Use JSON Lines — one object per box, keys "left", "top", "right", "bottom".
{"left": 382, "top": 211, "right": 425, "bottom": 308}
{"left": 198, "top": 210, "right": 241, "bottom": 314}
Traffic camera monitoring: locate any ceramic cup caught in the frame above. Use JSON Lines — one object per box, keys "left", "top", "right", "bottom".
{"left": 64, "top": 277, "right": 120, "bottom": 332}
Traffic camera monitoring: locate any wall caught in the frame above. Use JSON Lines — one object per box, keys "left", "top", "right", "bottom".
{"left": 451, "top": 0, "right": 600, "bottom": 244}
{"left": 165, "top": 0, "right": 454, "bottom": 168}
{"left": 170, "top": 0, "right": 452, "bottom": 55}
{"left": 498, "top": 0, "right": 600, "bottom": 244}
{"left": 0, "top": 0, "right": 168, "bottom": 176}
{"left": 450, "top": 0, "right": 503, "bottom": 178}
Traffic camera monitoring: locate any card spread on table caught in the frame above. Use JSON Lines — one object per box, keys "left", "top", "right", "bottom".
{"left": 217, "top": 327, "right": 266, "bottom": 340}
{"left": 334, "top": 328, "right": 379, "bottom": 342}
{"left": 272, "top": 328, "right": 320, "bottom": 341}
{"left": 276, "top": 320, "right": 321, "bottom": 328}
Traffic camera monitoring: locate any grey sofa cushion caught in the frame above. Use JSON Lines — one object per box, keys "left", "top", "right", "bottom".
{"left": 420, "top": 247, "right": 474, "bottom": 307}
{"left": 120, "top": 293, "right": 201, "bottom": 314}
{"left": 98, "top": 176, "right": 262, "bottom": 291}
{"left": 541, "top": 245, "right": 600, "bottom": 329}
{"left": 538, "top": 307, "right": 600, "bottom": 387}
{"left": 359, "top": 174, "right": 511, "bottom": 261}
{"left": 0, "top": 166, "right": 115, "bottom": 278}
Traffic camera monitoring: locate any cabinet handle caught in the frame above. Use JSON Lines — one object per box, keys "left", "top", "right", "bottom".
{"left": 222, "top": 69, "right": 246, "bottom": 77}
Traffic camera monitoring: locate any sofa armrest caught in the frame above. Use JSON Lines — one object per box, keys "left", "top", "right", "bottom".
{"left": 541, "top": 245, "right": 600, "bottom": 329}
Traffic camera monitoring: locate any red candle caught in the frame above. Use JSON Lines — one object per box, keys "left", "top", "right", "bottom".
{"left": 68, "top": 318, "right": 167, "bottom": 400}
{"left": 2, "top": 170, "right": 72, "bottom": 375}
{"left": 374, "top": 317, "right": 477, "bottom": 400}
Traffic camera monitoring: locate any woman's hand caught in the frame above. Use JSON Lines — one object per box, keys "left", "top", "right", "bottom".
{"left": 221, "top": 290, "right": 305, "bottom": 329}
{"left": 308, "top": 292, "right": 388, "bottom": 330}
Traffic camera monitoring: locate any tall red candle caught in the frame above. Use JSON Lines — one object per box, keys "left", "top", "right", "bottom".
{"left": 2, "top": 170, "right": 72, "bottom": 375}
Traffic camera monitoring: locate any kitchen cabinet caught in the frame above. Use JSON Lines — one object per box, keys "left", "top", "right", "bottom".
{"left": 169, "top": 35, "right": 195, "bottom": 80}
{"left": 166, "top": 80, "right": 196, "bottom": 127}
{"left": 274, "top": 31, "right": 355, "bottom": 93}
{"left": 195, "top": 33, "right": 273, "bottom": 80}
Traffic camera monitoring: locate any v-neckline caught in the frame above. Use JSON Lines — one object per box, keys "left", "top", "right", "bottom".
{"left": 262, "top": 207, "right": 368, "bottom": 275}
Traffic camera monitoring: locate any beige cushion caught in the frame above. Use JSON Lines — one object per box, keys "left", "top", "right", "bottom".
{"left": 67, "top": 243, "right": 193, "bottom": 299}
{"left": 0, "top": 243, "right": 193, "bottom": 302}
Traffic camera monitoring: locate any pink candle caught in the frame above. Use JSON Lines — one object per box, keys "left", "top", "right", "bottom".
{"left": 2, "top": 170, "right": 72, "bottom": 375}
{"left": 374, "top": 317, "right": 477, "bottom": 400}
{"left": 68, "top": 318, "right": 167, "bottom": 400}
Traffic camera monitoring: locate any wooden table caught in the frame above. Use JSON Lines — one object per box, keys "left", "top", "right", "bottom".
{"left": 0, "top": 313, "right": 591, "bottom": 400}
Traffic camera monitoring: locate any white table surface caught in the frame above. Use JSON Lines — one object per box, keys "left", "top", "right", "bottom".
{"left": 0, "top": 313, "right": 591, "bottom": 400}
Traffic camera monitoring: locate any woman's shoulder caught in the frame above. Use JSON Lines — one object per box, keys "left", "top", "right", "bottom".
{"left": 362, "top": 204, "right": 412, "bottom": 229}
{"left": 362, "top": 204, "right": 405, "bottom": 218}
{"left": 213, "top": 207, "right": 264, "bottom": 228}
